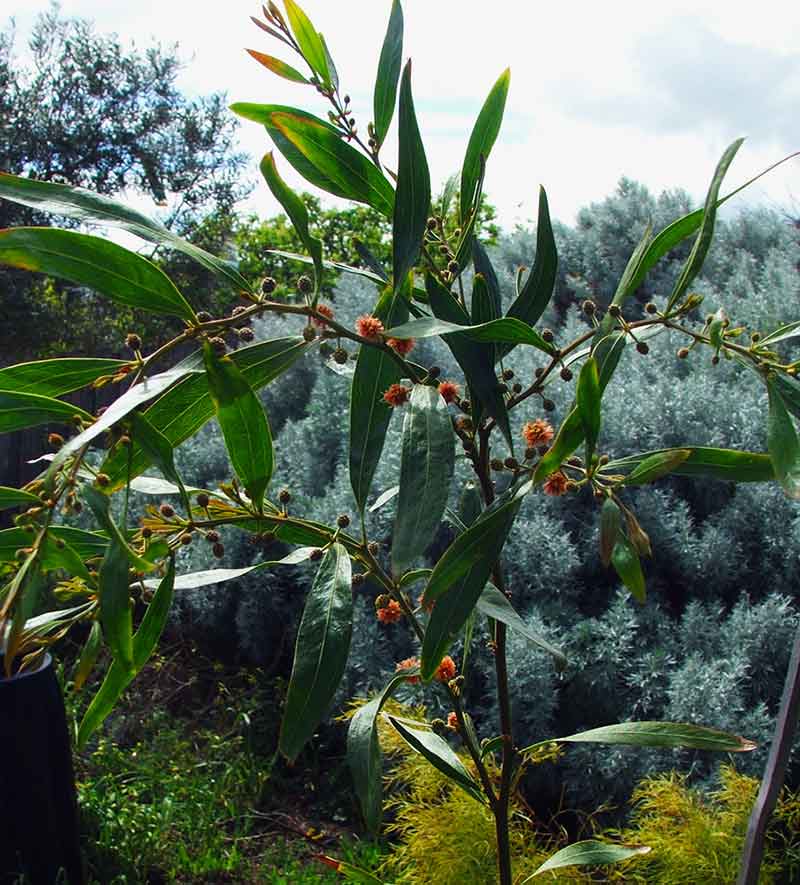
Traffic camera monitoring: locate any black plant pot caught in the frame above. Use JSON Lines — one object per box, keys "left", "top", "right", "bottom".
{"left": 0, "top": 654, "right": 84, "bottom": 885}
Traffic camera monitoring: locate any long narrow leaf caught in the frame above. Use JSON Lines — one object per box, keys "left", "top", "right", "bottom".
{"left": 373, "top": 0, "right": 404, "bottom": 149}
{"left": 0, "top": 358, "right": 127, "bottom": 397}
{"left": 0, "top": 389, "right": 93, "bottom": 434}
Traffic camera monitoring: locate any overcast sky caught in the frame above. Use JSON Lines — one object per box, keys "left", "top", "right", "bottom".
{"left": 5, "top": 0, "right": 800, "bottom": 228}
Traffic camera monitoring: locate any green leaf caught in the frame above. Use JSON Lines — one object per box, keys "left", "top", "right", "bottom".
{"left": 0, "top": 526, "right": 107, "bottom": 566}
{"left": 392, "top": 60, "right": 431, "bottom": 290}
{"left": 280, "top": 542, "right": 353, "bottom": 761}
{"left": 77, "top": 559, "right": 175, "bottom": 746}
{"left": 319, "top": 33, "right": 339, "bottom": 92}
{"left": 260, "top": 152, "right": 323, "bottom": 295}
{"left": 384, "top": 315, "right": 554, "bottom": 354}
{"left": 547, "top": 720, "right": 757, "bottom": 752}
{"left": 392, "top": 385, "right": 455, "bottom": 576}
{"left": 245, "top": 48, "right": 309, "bottom": 83}
{"left": 605, "top": 446, "right": 775, "bottom": 483}
{"left": 533, "top": 407, "right": 584, "bottom": 483}
{"left": 41, "top": 535, "right": 93, "bottom": 583}
{"left": 599, "top": 498, "right": 621, "bottom": 567}
{"left": 82, "top": 485, "right": 155, "bottom": 574}
{"left": 460, "top": 68, "right": 510, "bottom": 222}
{"left": 97, "top": 535, "right": 134, "bottom": 672}
{"left": 453, "top": 157, "right": 485, "bottom": 272}
{"left": 624, "top": 449, "right": 692, "bottom": 485}
{"left": 666, "top": 139, "right": 744, "bottom": 311}
{"left": 470, "top": 274, "right": 497, "bottom": 364}
{"left": 386, "top": 715, "right": 484, "bottom": 803}
{"left": 472, "top": 242, "right": 502, "bottom": 321}
{"left": 266, "top": 247, "right": 387, "bottom": 286}
{"left": 3, "top": 558, "right": 44, "bottom": 666}
{"left": 476, "top": 584, "right": 566, "bottom": 667}
{"left": 525, "top": 841, "right": 650, "bottom": 880}
{"left": 0, "top": 389, "right": 93, "bottom": 434}
{"left": 767, "top": 380, "right": 800, "bottom": 499}
{"left": 72, "top": 620, "right": 103, "bottom": 691}
{"left": 611, "top": 533, "right": 646, "bottom": 603}
{"left": 347, "top": 671, "right": 414, "bottom": 832}
{"left": 101, "top": 337, "right": 310, "bottom": 490}
{"left": 759, "top": 321, "right": 800, "bottom": 348}
{"left": 576, "top": 356, "right": 601, "bottom": 461}
{"left": 0, "top": 227, "right": 195, "bottom": 321}
{"left": 283, "top": 0, "right": 330, "bottom": 85}
{"left": 353, "top": 239, "right": 389, "bottom": 281}
{"left": 203, "top": 342, "right": 273, "bottom": 508}
{"left": 420, "top": 481, "right": 530, "bottom": 680}
{"left": 0, "top": 358, "right": 128, "bottom": 397}
{"left": 349, "top": 283, "right": 409, "bottom": 513}
{"left": 141, "top": 549, "right": 317, "bottom": 590}
{"left": 234, "top": 104, "right": 395, "bottom": 216}
{"left": 373, "top": 0, "right": 404, "bottom": 149}
{"left": 129, "top": 411, "right": 190, "bottom": 513}
{"left": 0, "top": 172, "right": 250, "bottom": 292}
{"left": 48, "top": 363, "right": 202, "bottom": 479}
{"left": 500, "top": 186, "right": 557, "bottom": 360}
{"left": 0, "top": 487, "right": 40, "bottom": 511}
{"left": 424, "top": 273, "right": 512, "bottom": 448}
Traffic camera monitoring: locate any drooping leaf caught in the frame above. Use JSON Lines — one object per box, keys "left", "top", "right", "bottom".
{"left": 386, "top": 715, "right": 484, "bottom": 803}
{"left": 0, "top": 389, "right": 92, "bottom": 434}
{"left": 82, "top": 485, "right": 155, "bottom": 574}
{"left": 533, "top": 407, "right": 584, "bottom": 483}
{"left": 624, "top": 449, "right": 691, "bottom": 485}
{"left": 576, "top": 356, "right": 601, "bottom": 461}
{"left": 546, "top": 720, "right": 757, "bottom": 752}
{"left": 373, "top": 0, "right": 404, "bottom": 149}
{"left": 203, "top": 342, "right": 273, "bottom": 508}
{"left": 280, "top": 542, "right": 353, "bottom": 761}
{"left": 605, "top": 446, "right": 775, "bottom": 483}
{"left": 283, "top": 0, "right": 330, "bottom": 85}
{"left": 349, "top": 283, "right": 409, "bottom": 513}
{"left": 0, "top": 172, "right": 250, "bottom": 291}
{"left": 101, "top": 337, "right": 310, "bottom": 489}
{"left": 525, "top": 841, "right": 650, "bottom": 880}
{"left": 0, "top": 487, "right": 40, "bottom": 511}
{"left": 666, "top": 139, "right": 744, "bottom": 311}
{"left": 424, "top": 273, "right": 512, "bottom": 448}
{"left": 611, "top": 532, "right": 646, "bottom": 603}
{"left": 266, "top": 247, "right": 387, "bottom": 285}
{"left": 0, "top": 358, "right": 128, "bottom": 397}
{"left": 246, "top": 48, "right": 309, "bottom": 83}
{"left": 500, "top": 186, "right": 557, "bottom": 359}
{"left": 77, "top": 559, "right": 175, "bottom": 746}
{"left": 97, "top": 534, "right": 134, "bottom": 671}
{"left": 476, "top": 584, "right": 566, "bottom": 667}
{"left": 459, "top": 68, "right": 510, "bottom": 222}
{"left": 420, "top": 481, "right": 530, "bottom": 679}
{"left": 0, "top": 227, "right": 196, "bottom": 321}
{"left": 599, "top": 498, "right": 621, "bottom": 567}
{"left": 353, "top": 238, "right": 389, "bottom": 281}
{"left": 348, "top": 671, "right": 414, "bottom": 832}
{"left": 767, "top": 379, "right": 800, "bottom": 499}
{"left": 72, "top": 620, "right": 103, "bottom": 691}
{"left": 129, "top": 411, "right": 190, "bottom": 513}
{"left": 392, "top": 60, "right": 431, "bottom": 290}
{"left": 260, "top": 152, "right": 323, "bottom": 293}
{"left": 392, "top": 385, "right": 455, "bottom": 576}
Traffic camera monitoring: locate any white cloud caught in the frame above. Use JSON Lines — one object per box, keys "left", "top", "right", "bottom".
{"left": 5, "top": 0, "right": 799, "bottom": 227}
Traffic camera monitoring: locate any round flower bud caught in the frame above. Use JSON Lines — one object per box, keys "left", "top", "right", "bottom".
{"left": 196, "top": 493, "right": 210, "bottom": 509}
{"left": 279, "top": 489, "right": 291, "bottom": 504}
{"left": 48, "top": 432, "right": 64, "bottom": 450}
{"left": 490, "top": 458, "right": 505, "bottom": 471}
{"left": 125, "top": 333, "right": 142, "bottom": 351}
{"left": 608, "top": 305, "right": 621, "bottom": 318}
{"left": 504, "top": 457, "right": 519, "bottom": 470}
{"left": 206, "top": 530, "right": 220, "bottom": 543}
{"left": 196, "top": 311, "right": 212, "bottom": 323}
{"left": 542, "top": 329, "right": 555, "bottom": 343}
{"left": 337, "top": 514, "right": 351, "bottom": 529}
{"left": 502, "top": 369, "right": 514, "bottom": 380}
{"left": 261, "top": 277, "right": 277, "bottom": 295}
{"left": 180, "top": 533, "right": 193, "bottom": 546}
{"left": 750, "top": 332, "right": 761, "bottom": 343}
{"left": 142, "top": 527, "right": 153, "bottom": 539}
{"left": 711, "top": 354, "right": 720, "bottom": 365}
{"left": 645, "top": 302, "right": 658, "bottom": 314}
{"left": 238, "top": 327, "right": 255, "bottom": 342}
{"left": 303, "top": 325, "right": 317, "bottom": 342}
{"left": 636, "top": 341, "right": 649, "bottom": 355}
{"left": 367, "top": 541, "right": 380, "bottom": 556}
{"left": 159, "top": 503, "right": 175, "bottom": 518}
{"left": 428, "top": 366, "right": 441, "bottom": 379}
{"left": 297, "top": 275, "right": 312, "bottom": 294}
{"left": 212, "top": 542, "right": 225, "bottom": 559}
{"left": 352, "top": 573, "right": 365, "bottom": 587}
{"left": 333, "top": 347, "right": 349, "bottom": 365}
{"left": 209, "top": 336, "right": 227, "bottom": 356}
{"left": 310, "top": 548, "right": 324, "bottom": 561}
{"left": 512, "top": 382, "right": 522, "bottom": 394}
{"left": 560, "top": 367, "right": 573, "bottom": 381}
{"left": 677, "top": 347, "right": 690, "bottom": 359}
{"left": 534, "top": 367, "right": 545, "bottom": 378}
{"left": 524, "top": 447, "right": 537, "bottom": 461}
{"left": 426, "top": 217, "right": 438, "bottom": 231}
{"left": 232, "top": 305, "right": 248, "bottom": 317}
{"left": 431, "top": 718, "right": 447, "bottom": 736}
{"left": 598, "top": 454, "right": 610, "bottom": 465}
{"left": 447, "top": 260, "right": 460, "bottom": 275}
{"left": 542, "top": 398, "right": 555, "bottom": 411}
{"left": 581, "top": 299, "right": 596, "bottom": 315}
{"left": 96, "top": 473, "right": 110, "bottom": 487}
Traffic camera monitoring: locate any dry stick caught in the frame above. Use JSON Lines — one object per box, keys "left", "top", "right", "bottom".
{"left": 737, "top": 624, "right": 800, "bottom": 885}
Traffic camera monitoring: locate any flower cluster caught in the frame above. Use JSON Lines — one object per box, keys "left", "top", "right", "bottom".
{"left": 355, "top": 314, "right": 385, "bottom": 340}
{"left": 377, "top": 599, "right": 403, "bottom": 623}
{"left": 383, "top": 383, "right": 410, "bottom": 407}
{"left": 387, "top": 336, "right": 415, "bottom": 355}
{"left": 522, "top": 419, "right": 554, "bottom": 448}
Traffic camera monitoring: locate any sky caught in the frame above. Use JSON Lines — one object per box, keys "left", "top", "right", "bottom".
{"left": 4, "top": 0, "right": 800, "bottom": 229}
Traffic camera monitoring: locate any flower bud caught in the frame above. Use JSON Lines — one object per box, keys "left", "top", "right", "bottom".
{"left": 206, "top": 530, "right": 220, "bottom": 543}
{"left": 209, "top": 336, "right": 227, "bottom": 356}
{"left": 297, "top": 275, "right": 312, "bottom": 294}
{"left": 279, "top": 489, "right": 291, "bottom": 504}
{"left": 196, "top": 493, "right": 210, "bottom": 509}
{"left": 645, "top": 302, "right": 657, "bottom": 314}
{"left": 636, "top": 341, "right": 649, "bottom": 355}
{"left": 582, "top": 300, "right": 596, "bottom": 315}
{"left": 560, "top": 367, "right": 573, "bottom": 381}
{"left": 261, "top": 277, "right": 277, "bottom": 295}
{"left": 336, "top": 514, "right": 351, "bottom": 529}
{"left": 96, "top": 473, "right": 110, "bottom": 487}
{"left": 310, "top": 548, "right": 324, "bottom": 561}
{"left": 238, "top": 327, "right": 255, "bottom": 342}
{"left": 333, "top": 347, "right": 349, "bottom": 365}
{"left": 542, "top": 329, "right": 555, "bottom": 343}
{"left": 677, "top": 347, "right": 690, "bottom": 359}
{"left": 179, "top": 533, "right": 193, "bottom": 546}
{"left": 542, "top": 398, "right": 555, "bottom": 411}
{"left": 159, "top": 503, "right": 175, "bottom": 518}
{"left": 125, "top": 332, "right": 142, "bottom": 351}
{"left": 303, "top": 325, "right": 317, "bottom": 342}
{"left": 212, "top": 542, "right": 225, "bottom": 559}
{"left": 367, "top": 541, "right": 380, "bottom": 556}
{"left": 48, "top": 432, "right": 64, "bottom": 450}
{"left": 196, "top": 311, "right": 212, "bottom": 323}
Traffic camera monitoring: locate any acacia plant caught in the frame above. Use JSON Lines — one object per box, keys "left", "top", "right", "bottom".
{"left": 0, "top": 2, "right": 798, "bottom": 882}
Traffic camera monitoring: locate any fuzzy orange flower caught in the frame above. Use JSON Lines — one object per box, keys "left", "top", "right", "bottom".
{"left": 395, "top": 657, "right": 420, "bottom": 684}
{"left": 356, "top": 314, "right": 385, "bottom": 340}
{"left": 387, "top": 337, "right": 415, "bottom": 355}
{"left": 312, "top": 303, "right": 335, "bottom": 327}
{"left": 522, "top": 419, "right": 554, "bottom": 448}
{"left": 438, "top": 381, "right": 460, "bottom": 404}
{"left": 383, "top": 383, "right": 410, "bottom": 407}
{"left": 446, "top": 711, "right": 459, "bottom": 731}
{"left": 435, "top": 655, "right": 457, "bottom": 682}
{"left": 543, "top": 470, "right": 568, "bottom": 496}
{"left": 377, "top": 599, "right": 403, "bottom": 624}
